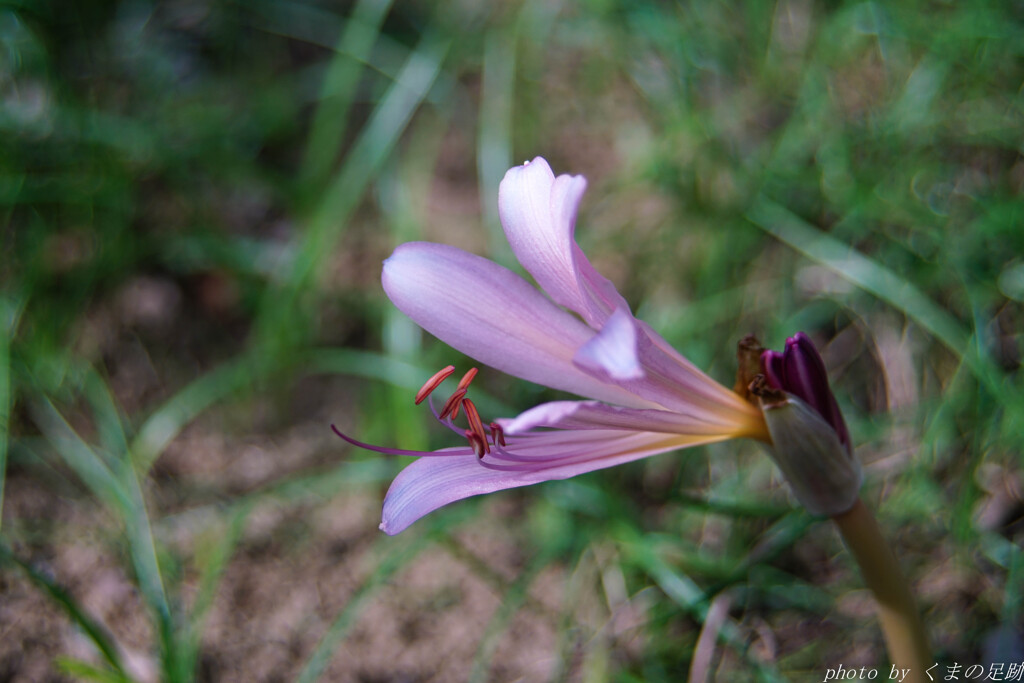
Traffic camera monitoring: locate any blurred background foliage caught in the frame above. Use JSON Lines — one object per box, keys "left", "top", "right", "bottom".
{"left": 1, "top": 0, "right": 1022, "bottom": 680}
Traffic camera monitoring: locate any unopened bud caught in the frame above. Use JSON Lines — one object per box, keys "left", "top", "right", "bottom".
{"left": 760, "top": 394, "right": 862, "bottom": 516}
{"left": 754, "top": 332, "right": 861, "bottom": 516}
{"left": 761, "top": 332, "right": 850, "bottom": 451}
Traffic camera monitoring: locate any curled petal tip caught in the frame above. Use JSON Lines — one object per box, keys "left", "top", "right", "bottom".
{"left": 573, "top": 307, "right": 644, "bottom": 381}
{"left": 498, "top": 157, "right": 631, "bottom": 330}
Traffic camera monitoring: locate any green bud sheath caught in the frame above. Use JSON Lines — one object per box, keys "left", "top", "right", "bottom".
{"left": 760, "top": 394, "right": 863, "bottom": 516}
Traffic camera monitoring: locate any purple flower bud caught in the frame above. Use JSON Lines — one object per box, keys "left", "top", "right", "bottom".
{"left": 761, "top": 349, "right": 786, "bottom": 393}
{"left": 760, "top": 332, "right": 850, "bottom": 452}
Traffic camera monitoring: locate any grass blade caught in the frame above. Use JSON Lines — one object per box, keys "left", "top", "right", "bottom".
{"left": 746, "top": 197, "right": 1011, "bottom": 401}
{"left": 180, "top": 502, "right": 252, "bottom": 678}
{"left": 0, "top": 297, "right": 18, "bottom": 530}
{"left": 295, "top": 507, "right": 475, "bottom": 683}
{"left": 0, "top": 541, "right": 128, "bottom": 677}
{"left": 54, "top": 658, "right": 135, "bottom": 683}
{"left": 477, "top": 28, "right": 515, "bottom": 261}
{"left": 30, "top": 398, "right": 131, "bottom": 515}
{"left": 299, "top": 0, "right": 395, "bottom": 194}
{"left": 130, "top": 357, "right": 254, "bottom": 473}
{"left": 618, "top": 531, "right": 788, "bottom": 683}
{"left": 81, "top": 367, "right": 130, "bottom": 470}
{"left": 119, "top": 472, "right": 179, "bottom": 681}
{"left": 33, "top": 394, "right": 181, "bottom": 681}
{"left": 467, "top": 555, "right": 547, "bottom": 683}
{"left": 254, "top": 23, "right": 451, "bottom": 354}
{"left": 294, "top": 534, "right": 433, "bottom": 683}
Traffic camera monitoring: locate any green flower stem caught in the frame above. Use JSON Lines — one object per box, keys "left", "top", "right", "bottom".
{"left": 833, "top": 499, "right": 931, "bottom": 682}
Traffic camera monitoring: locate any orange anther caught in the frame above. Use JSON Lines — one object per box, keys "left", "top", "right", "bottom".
{"left": 438, "top": 388, "right": 467, "bottom": 420}
{"left": 464, "top": 429, "right": 486, "bottom": 458}
{"left": 488, "top": 422, "right": 506, "bottom": 447}
{"left": 461, "top": 398, "right": 489, "bottom": 454}
{"left": 414, "top": 365, "right": 456, "bottom": 405}
{"left": 456, "top": 367, "right": 478, "bottom": 392}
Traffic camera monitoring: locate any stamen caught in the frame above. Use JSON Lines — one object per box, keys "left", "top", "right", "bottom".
{"left": 461, "top": 398, "right": 489, "bottom": 453}
{"left": 456, "top": 367, "right": 479, "bottom": 392}
{"left": 426, "top": 396, "right": 465, "bottom": 435}
{"left": 489, "top": 442, "right": 549, "bottom": 463}
{"left": 438, "top": 388, "right": 467, "bottom": 420}
{"left": 477, "top": 458, "right": 540, "bottom": 472}
{"left": 488, "top": 422, "right": 506, "bottom": 447}
{"left": 414, "top": 365, "right": 456, "bottom": 405}
{"left": 331, "top": 424, "right": 473, "bottom": 457}
{"left": 482, "top": 444, "right": 619, "bottom": 471}
{"left": 464, "top": 429, "right": 486, "bottom": 457}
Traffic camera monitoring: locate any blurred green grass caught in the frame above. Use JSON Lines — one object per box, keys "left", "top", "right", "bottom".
{"left": 1, "top": 0, "right": 1022, "bottom": 681}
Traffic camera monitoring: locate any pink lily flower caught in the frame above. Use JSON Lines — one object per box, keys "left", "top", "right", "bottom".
{"left": 335, "top": 157, "right": 769, "bottom": 534}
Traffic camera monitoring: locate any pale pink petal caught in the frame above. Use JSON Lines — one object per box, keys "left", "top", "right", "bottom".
{"left": 569, "top": 309, "right": 761, "bottom": 425}
{"left": 379, "top": 429, "right": 727, "bottom": 535}
{"left": 500, "top": 400, "right": 752, "bottom": 436}
{"left": 572, "top": 307, "right": 643, "bottom": 381}
{"left": 632, "top": 322, "right": 759, "bottom": 416}
{"left": 497, "top": 158, "right": 758, "bottom": 424}
{"left": 382, "top": 242, "right": 657, "bottom": 409}
{"left": 498, "top": 158, "right": 629, "bottom": 328}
